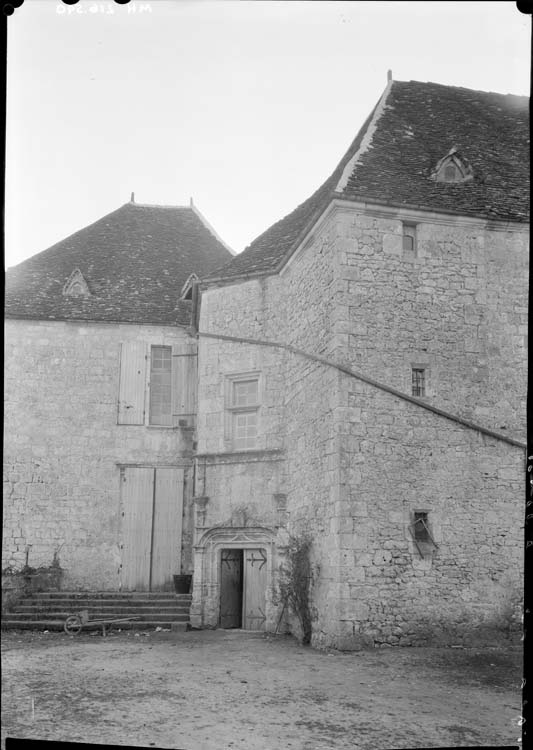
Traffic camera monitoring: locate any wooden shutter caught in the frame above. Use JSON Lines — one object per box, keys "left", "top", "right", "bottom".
{"left": 171, "top": 341, "right": 197, "bottom": 427}
{"left": 118, "top": 342, "right": 147, "bottom": 424}
{"left": 150, "top": 468, "right": 184, "bottom": 590}
{"left": 120, "top": 467, "right": 154, "bottom": 591}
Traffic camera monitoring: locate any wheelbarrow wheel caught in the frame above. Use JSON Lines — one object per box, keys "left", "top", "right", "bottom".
{"left": 64, "top": 615, "right": 83, "bottom": 635}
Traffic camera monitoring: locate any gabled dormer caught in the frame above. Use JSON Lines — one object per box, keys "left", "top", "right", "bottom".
{"left": 430, "top": 147, "right": 474, "bottom": 183}
{"left": 180, "top": 273, "right": 198, "bottom": 301}
{"left": 62, "top": 269, "right": 91, "bottom": 298}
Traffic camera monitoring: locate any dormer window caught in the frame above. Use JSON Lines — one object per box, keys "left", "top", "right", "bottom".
{"left": 62, "top": 269, "right": 90, "bottom": 298}
{"left": 443, "top": 164, "right": 459, "bottom": 182}
{"left": 180, "top": 273, "right": 199, "bottom": 301}
{"left": 430, "top": 148, "right": 473, "bottom": 184}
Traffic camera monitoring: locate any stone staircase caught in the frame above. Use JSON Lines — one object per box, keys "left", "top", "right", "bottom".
{"left": 1, "top": 591, "right": 192, "bottom": 633}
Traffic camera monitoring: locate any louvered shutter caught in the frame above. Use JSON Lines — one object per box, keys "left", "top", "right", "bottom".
{"left": 171, "top": 340, "right": 197, "bottom": 427}
{"left": 118, "top": 342, "right": 147, "bottom": 424}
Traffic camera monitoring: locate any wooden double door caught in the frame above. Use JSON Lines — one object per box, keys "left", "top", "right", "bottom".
{"left": 120, "top": 466, "right": 184, "bottom": 591}
{"left": 219, "top": 548, "right": 267, "bottom": 631}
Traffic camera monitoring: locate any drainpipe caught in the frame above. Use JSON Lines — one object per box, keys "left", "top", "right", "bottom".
{"left": 191, "top": 280, "right": 201, "bottom": 336}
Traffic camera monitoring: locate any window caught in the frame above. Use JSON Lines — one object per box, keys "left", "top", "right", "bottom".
{"left": 225, "top": 374, "right": 260, "bottom": 450}
{"left": 402, "top": 223, "right": 416, "bottom": 254}
{"left": 149, "top": 346, "right": 172, "bottom": 426}
{"left": 118, "top": 341, "right": 196, "bottom": 427}
{"left": 431, "top": 150, "right": 474, "bottom": 183}
{"left": 63, "top": 268, "right": 90, "bottom": 298}
{"left": 411, "top": 368, "right": 425, "bottom": 397}
{"left": 443, "top": 164, "right": 458, "bottom": 182}
{"left": 413, "top": 512, "right": 431, "bottom": 543}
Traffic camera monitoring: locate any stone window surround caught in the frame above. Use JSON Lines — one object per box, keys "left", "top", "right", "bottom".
{"left": 410, "top": 362, "right": 430, "bottom": 398}
{"left": 402, "top": 221, "right": 417, "bottom": 255}
{"left": 223, "top": 370, "right": 262, "bottom": 451}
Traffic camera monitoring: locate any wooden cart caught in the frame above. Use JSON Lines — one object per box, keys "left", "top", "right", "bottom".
{"left": 64, "top": 609, "right": 141, "bottom": 636}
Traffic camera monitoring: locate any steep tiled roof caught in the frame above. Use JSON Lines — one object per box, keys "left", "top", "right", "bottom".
{"left": 207, "top": 80, "right": 529, "bottom": 281}
{"left": 5, "top": 202, "right": 233, "bottom": 325}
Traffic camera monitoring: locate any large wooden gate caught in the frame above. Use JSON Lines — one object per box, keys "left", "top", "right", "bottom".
{"left": 121, "top": 467, "right": 183, "bottom": 591}
{"left": 219, "top": 548, "right": 267, "bottom": 630}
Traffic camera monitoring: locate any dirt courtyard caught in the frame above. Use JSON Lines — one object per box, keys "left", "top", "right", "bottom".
{"left": 1, "top": 628, "right": 523, "bottom": 750}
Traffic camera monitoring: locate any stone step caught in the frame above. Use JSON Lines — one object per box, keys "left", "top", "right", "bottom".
{"left": 1, "top": 619, "right": 187, "bottom": 632}
{"left": 25, "top": 591, "right": 192, "bottom": 601}
{"left": 13, "top": 599, "right": 190, "bottom": 614}
{"left": 2, "top": 590, "right": 192, "bottom": 633}
{"left": 4, "top": 612, "right": 189, "bottom": 623}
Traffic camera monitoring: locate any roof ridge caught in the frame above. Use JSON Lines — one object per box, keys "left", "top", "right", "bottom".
{"left": 131, "top": 202, "right": 192, "bottom": 210}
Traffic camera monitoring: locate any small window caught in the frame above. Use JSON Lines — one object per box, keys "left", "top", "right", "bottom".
{"left": 443, "top": 164, "right": 457, "bottom": 182}
{"left": 225, "top": 374, "right": 260, "bottom": 450}
{"left": 402, "top": 224, "right": 416, "bottom": 254}
{"left": 149, "top": 346, "right": 172, "bottom": 426}
{"left": 411, "top": 368, "right": 425, "bottom": 397}
{"left": 413, "top": 512, "right": 431, "bottom": 543}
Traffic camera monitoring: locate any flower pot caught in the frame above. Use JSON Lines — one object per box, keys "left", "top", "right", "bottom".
{"left": 173, "top": 574, "right": 192, "bottom": 594}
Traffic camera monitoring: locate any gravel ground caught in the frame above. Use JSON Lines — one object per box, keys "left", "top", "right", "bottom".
{"left": 1, "top": 628, "right": 523, "bottom": 750}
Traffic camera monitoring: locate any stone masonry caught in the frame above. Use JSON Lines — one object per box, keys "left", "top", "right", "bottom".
{"left": 3, "top": 319, "right": 195, "bottom": 590}
{"left": 195, "top": 201, "right": 527, "bottom": 647}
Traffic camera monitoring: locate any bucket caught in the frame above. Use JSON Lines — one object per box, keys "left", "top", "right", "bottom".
{"left": 173, "top": 574, "right": 192, "bottom": 594}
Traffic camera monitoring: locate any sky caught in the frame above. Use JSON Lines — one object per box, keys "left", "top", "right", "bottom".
{"left": 5, "top": 0, "right": 531, "bottom": 268}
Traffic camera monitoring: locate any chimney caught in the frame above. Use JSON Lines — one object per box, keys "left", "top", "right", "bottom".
{"left": 130, "top": 192, "right": 135, "bottom": 203}
{"left": 190, "top": 196, "right": 194, "bottom": 207}
{"left": 387, "top": 69, "right": 392, "bottom": 82}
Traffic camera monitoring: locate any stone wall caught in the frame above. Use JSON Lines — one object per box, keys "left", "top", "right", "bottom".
{"left": 197, "top": 202, "right": 526, "bottom": 646}
{"left": 3, "top": 319, "right": 195, "bottom": 590}
{"left": 195, "top": 214, "right": 346, "bottom": 632}
{"left": 325, "top": 205, "right": 527, "bottom": 648}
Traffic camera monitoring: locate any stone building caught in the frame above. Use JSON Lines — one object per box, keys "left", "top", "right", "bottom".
{"left": 191, "top": 80, "right": 528, "bottom": 647}
{"left": 3, "top": 198, "right": 232, "bottom": 591}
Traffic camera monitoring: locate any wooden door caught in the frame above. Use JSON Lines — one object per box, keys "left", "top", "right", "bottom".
{"left": 151, "top": 468, "right": 183, "bottom": 591}
{"left": 220, "top": 549, "right": 243, "bottom": 628}
{"left": 121, "top": 467, "right": 184, "bottom": 591}
{"left": 121, "top": 467, "right": 154, "bottom": 591}
{"left": 243, "top": 549, "right": 267, "bottom": 631}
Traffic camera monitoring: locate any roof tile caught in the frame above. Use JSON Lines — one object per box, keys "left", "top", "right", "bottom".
{"left": 5, "top": 202, "right": 232, "bottom": 325}
{"left": 208, "top": 80, "right": 529, "bottom": 282}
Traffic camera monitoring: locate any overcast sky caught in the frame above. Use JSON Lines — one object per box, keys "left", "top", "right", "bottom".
{"left": 5, "top": 0, "right": 530, "bottom": 268}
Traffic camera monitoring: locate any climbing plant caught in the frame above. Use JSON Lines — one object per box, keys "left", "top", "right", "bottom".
{"left": 275, "top": 533, "right": 319, "bottom": 645}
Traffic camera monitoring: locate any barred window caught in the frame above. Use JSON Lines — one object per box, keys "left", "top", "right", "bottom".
{"left": 411, "top": 368, "right": 426, "bottom": 397}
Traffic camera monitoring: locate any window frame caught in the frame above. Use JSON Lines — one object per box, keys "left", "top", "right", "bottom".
{"left": 411, "top": 366, "right": 426, "bottom": 398}
{"left": 148, "top": 344, "right": 173, "bottom": 427}
{"left": 402, "top": 222, "right": 417, "bottom": 255}
{"left": 409, "top": 509, "right": 438, "bottom": 558}
{"left": 224, "top": 371, "right": 261, "bottom": 451}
